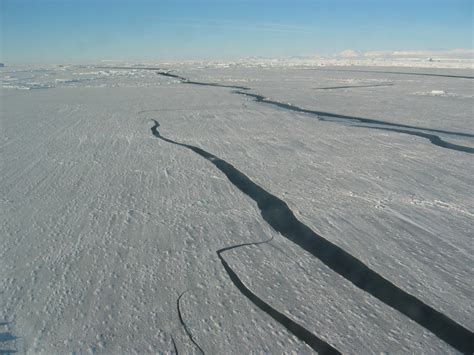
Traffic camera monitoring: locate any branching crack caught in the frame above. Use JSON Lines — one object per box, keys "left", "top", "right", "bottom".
{"left": 151, "top": 120, "right": 474, "bottom": 353}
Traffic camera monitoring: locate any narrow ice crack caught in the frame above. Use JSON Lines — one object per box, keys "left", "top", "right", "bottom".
{"left": 177, "top": 290, "right": 205, "bottom": 355}
{"left": 101, "top": 65, "right": 474, "bottom": 152}
{"left": 153, "top": 68, "right": 474, "bottom": 153}
{"left": 233, "top": 91, "right": 474, "bottom": 153}
{"left": 353, "top": 125, "right": 474, "bottom": 153}
{"left": 313, "top": 83, "right": 394, "bottom": 90}
{"left": 171, "top": 336, "right": 178, "bottom": 355}
{"left": 311, "top": 68, "right": 474, "bottom": 80}
{"left": 217, "top": 236, "right": 341, "bottom": 354}
{"left": 151, "top": 120, "right": 474, "bottom": 354}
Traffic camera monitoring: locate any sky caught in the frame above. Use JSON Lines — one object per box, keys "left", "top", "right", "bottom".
{"left": 1, "top": 0, "right": 472, "bottom": 63}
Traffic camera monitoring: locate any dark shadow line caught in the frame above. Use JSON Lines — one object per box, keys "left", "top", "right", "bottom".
{"left": 151, "top": 120, "right": 474, "bottom": 354}
{"left": 155, "top": 69, "right": 474, "bottom": 151}
{"left": 312, "top": 68, "right": 474, "bottom": 80}
{"left": 177, "top": 290, "right": 205, "bottom": 355}
{"left": 111, "top": 66, "right": 474, "bottom": 145}
{"left": 98, "top": 66, "right": 251, "bottom": 91}
{"left": 235, "top": 91, "right": 474, "bottom": 139}
{"left": 138, "top": 107, "right": 243, "bottom": 114}
{"left": 217, "top": 237, "right": 341, "bottom": 354}
{"left": 138, "top": 108, "right": 192, "bottom": 114}
{"left": 95, "top": 65, "right": 474, "bottom": 80}
{"left": 155, "top": 71, "right": 251, "bottom": 90}
{"left": 155, "top": 71, "right": 188, "bottom": 81}
{"left": 355, "top": 125, "right": 474, "bottom": 153}
{"left": 171, "top": 335, "right": 178, "bottom": 355}
{"left": 184, "top": 81, "right": 250, "bottom": 91}
{"left": 96, "top": 66, "right": 166, "bottom": 71}
{"left": 314, "top": 84, "right": 394, "bottom": 90}
{"left": 155, "top": 69, "right": 474, "bottom": 142}
{"left": 217, "top": 235, "right": 274, "bottom": 257}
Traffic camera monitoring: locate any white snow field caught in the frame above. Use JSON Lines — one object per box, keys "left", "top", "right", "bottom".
{"left": 1, "top": 63, "right": 473, "bottom": 354}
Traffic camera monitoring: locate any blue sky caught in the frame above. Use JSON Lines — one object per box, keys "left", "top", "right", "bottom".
{"left": 1, "top": 0, "right": 472, "bottom": 62}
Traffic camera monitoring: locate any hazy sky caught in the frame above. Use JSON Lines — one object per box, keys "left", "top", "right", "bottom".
{"left": 1, "top": 0, "right": 472, "bottom": 62}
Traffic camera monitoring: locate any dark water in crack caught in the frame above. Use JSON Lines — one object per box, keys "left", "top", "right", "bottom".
{"left": 102, "top": 66, "right": 474, "bottom": 152}
{"left": 356, "top": 126, "right": 474, "bottom": 153}
{"left": 312, "top": 68, "right": 474, "bottom": 80}
{"left": 155, "top": 71, "right": 250, "bottom": 90}
{"left": 185, "top": 81, "right": 250, "bottom": 90}
{"left": 217, "top": 238, "right": 341, "bottom": 354}
{"left": 155, "top": 71, "right": 188, "bottom": 81}
{"left": 235, "top": 91, "right": 474, "bottom": 153}
{"left": 314, "top": 84, "right": 394, "bottom": 90}
{"left": 153, "top": 69, "right": 474, "bottom": 153}
{"left": 154, "top": 68, "right": 474, "bottom": 153}
{"left": 235, "top": 92, "right": 474, "bottom": 138}
{"left": 151, "top": 120, "right": 474, "bottom": 353}
{"left": 96, "top": 66, "right": 165, "bottom": 71}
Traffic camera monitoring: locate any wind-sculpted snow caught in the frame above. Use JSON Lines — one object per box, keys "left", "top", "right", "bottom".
{"left": 235, "top": 92, "right": 474, "bottom": 153}
{"left": 3, "top": 64, "right": 471, "bottom": 353}
{"left": 151, "top": 120, "right": 474, "bottom": 354}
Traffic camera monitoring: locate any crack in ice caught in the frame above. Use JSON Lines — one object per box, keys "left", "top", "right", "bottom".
{"left": 312, "top": 68, "right": 474, "bottom": 80}
{"left": 233, "top": 91, "right": 474, "bottom": 153}
{"left": 217, "top": 236, "right": 341, "bottom": 354}
{"left": 101, "top": 65, "right": 474, "bottom": 152}
{"left": 313, "top": 83, "right": 394, "bottom": 90}
{"left": 151, "top": 120, "right": 474, "bottom": 353}
{"left": 177, "top": 290, "right": 205, "bottom": 355}
{"left": 153, "top": 68, "right": 474, "bottom": 153}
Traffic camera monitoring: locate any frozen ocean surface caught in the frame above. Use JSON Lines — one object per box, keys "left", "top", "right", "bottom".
{"left": 1, "top": 62, "right": 473, "bottom": 354}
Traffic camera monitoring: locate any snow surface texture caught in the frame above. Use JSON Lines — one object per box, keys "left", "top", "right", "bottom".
{"left": 1, "top": 63, "right": 473, "bottom": 354}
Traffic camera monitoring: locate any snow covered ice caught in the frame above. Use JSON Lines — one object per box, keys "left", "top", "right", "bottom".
{"left": 1, "top": 62, "right": 473, "bottom": 354}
